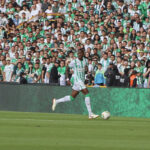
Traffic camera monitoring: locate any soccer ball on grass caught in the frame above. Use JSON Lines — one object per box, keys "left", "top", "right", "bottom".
{"left": 101, "top": 111, "right": 110, "bottom": 120}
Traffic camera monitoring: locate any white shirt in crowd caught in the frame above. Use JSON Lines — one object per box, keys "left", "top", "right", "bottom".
{"left": 19, "top": 10, "right": 30, "bottom": 20}
{"left": 45, "top": 9, "right": 53, "bottom": 20}
{"left": 58, "top": 7, "right": 66, "bottom": 14}
{"left": 0, "top": 16, "right": 8, "bottom": 26}
{"left": 4, "top": 64, "right": 14, "bottom": 82}
{"left": 0, "top": 5, "right": 6, "bottom": 13}
{"left": 36, "top": 3, "right": 42, "bottom": 12}
{"left": 30, "top": 7, "right": 39, "bottom": 22}
{"left": 9, "top": 51, "right": 15, "bottom": 59}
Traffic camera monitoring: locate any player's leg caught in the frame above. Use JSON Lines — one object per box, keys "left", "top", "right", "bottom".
{"left": 81, "top": 88, "right": 99, "bottom": 119}
{"left": 52, "top": 90, "right": 79, "bottom": 111}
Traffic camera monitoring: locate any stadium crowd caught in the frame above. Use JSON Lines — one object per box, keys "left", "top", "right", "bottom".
{"left": 0, "top": 0, "right": 150, "bottom": 88}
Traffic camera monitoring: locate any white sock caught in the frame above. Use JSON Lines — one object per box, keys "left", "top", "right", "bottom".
{"left": 55, "top": 95, "right": 71, "bottom": 105}
{"left": 85, "top": 97, "right": 93, "bottom": 116}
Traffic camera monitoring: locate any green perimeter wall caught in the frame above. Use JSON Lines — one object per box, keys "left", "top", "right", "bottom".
{"left": 0, "top": 83, "right": 150, "bottom": 118}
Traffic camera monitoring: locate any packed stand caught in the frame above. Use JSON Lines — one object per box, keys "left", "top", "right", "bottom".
{"left": 0, "top": 0, "right": 150, "bottom": 88}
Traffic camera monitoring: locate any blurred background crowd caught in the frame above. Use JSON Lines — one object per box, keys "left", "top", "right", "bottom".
{"left": 0, "top": 0, "right": 150, "bottom": 88}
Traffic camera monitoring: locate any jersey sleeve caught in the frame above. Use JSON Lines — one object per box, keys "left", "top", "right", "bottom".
{"left": 69, "top": 60, "right": 75, "bottom": 68}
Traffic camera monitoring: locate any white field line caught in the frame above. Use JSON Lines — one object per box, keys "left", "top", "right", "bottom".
{"left": 0, "top": 118, "right": 54, "bottom": 122}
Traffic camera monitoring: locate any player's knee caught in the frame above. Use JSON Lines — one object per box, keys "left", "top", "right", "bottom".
{"left": 85, "top": 93, "right": 90, "bottom": 97}
{"left": 70, "top": 96, "right": 75, "bottom": 101}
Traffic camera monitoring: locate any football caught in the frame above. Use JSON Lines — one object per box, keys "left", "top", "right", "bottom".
{"left": 101, "top": 111, "right": 110, "bottom": 120}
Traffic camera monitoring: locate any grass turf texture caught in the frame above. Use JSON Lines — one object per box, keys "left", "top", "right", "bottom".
{"left": 0, "top": 111, "right": 150, "bottom": 150}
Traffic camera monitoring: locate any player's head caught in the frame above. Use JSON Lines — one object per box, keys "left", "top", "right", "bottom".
{"left": 78, "top": 48, "right": 84, "bottom": 60}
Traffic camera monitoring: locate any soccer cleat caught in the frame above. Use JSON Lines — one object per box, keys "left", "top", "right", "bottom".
{"left": 89, "top": 114, "right": 99, "bottom": 119}
{"left": 52, "top": 98, "right": 56, "bottom": 111}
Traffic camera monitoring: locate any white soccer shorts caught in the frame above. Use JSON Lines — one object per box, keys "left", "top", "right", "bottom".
{"left": 72, "top": 81, "right": 86, "bottom": 91}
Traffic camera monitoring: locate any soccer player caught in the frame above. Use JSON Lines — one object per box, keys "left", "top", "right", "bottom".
{"left": 52, "top": 48, "right": 99, "bottom": 119}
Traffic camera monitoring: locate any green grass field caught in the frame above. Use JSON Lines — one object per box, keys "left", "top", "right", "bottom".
{"left": 0, "top": 111, "right": 150, "bottom": 150}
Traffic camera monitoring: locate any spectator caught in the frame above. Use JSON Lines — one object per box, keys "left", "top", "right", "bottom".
{"left": 13, "top": 14, "right": 20, "bottom": 26}
{"left": 58, "top": 60, "right": 66, "bottom": 86}
{"left": 120, "top": 68, "right": 130, "bottom": 87}
{"left": 41, "top": 0, "right": 49, "bottom": 12}
{"left": 58, "top": 3, "right": 66, "bottom": 14}
{"left": 0, "top": 59, "right": 6, "bottom": 81}
{"left": 137, "top": 72, "right": 143, "bottom": 88}
{"left": 49, "top": 60, "right": 60, "bottom": 85}
{"left": 30, "top": 5, "right": 40, "bottom": 22}
{"left": 113, "top": 65, "right": 121, "bottom": 87}
{"left": 85, "top": 72, "right": 94, "bottom": 86}
{"left": 27, "top": 62, "right": 35, "bottom": 83}
{"left": 33, "top": 62, "right": 41, "bottom": 83}
{"left": 88, "top": 58, "right": 94, "bottom": 73}
{"left": 45, "top": 5, "right": 53, "bottom": 20}
{"left": 104, "top": 63, "right": 115, "bottom": 87}
{"left": 0, "top": 13, "right": 8, "bottom": 26}
{"left": 44, "top": 57, "right": 53, "bottom": 84}
{"left": 19, "top": 6, "right": 30, "bottom": 20}
{"left": 3, "top": 57, "right": 13, "bottom": 82}
{"left": 99, "top": 53, "right": 110, "bottom": 72}
{"left": 20, "top": 72, "right": 27, "bottom": 84}
{"left": 94, "top": 63, "right": 105, "bottom": 86}
{"left": 0, "top": 3, "right": 6, "bottom": 13}
{"left": 52, "top": 1, "right": 59, "bottom": 13}
{"left": 41, "top": 57, "right": 47, "bottom": 83}
{"left": 13, "top": 62, "right": 24, "bottom": 82}
{"left": 130, "top": 70, "right": 137, "bottom": 87}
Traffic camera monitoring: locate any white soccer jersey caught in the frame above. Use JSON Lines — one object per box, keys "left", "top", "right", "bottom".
{"left": 69, "top": 57, "right": 88, "bottom": 83}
